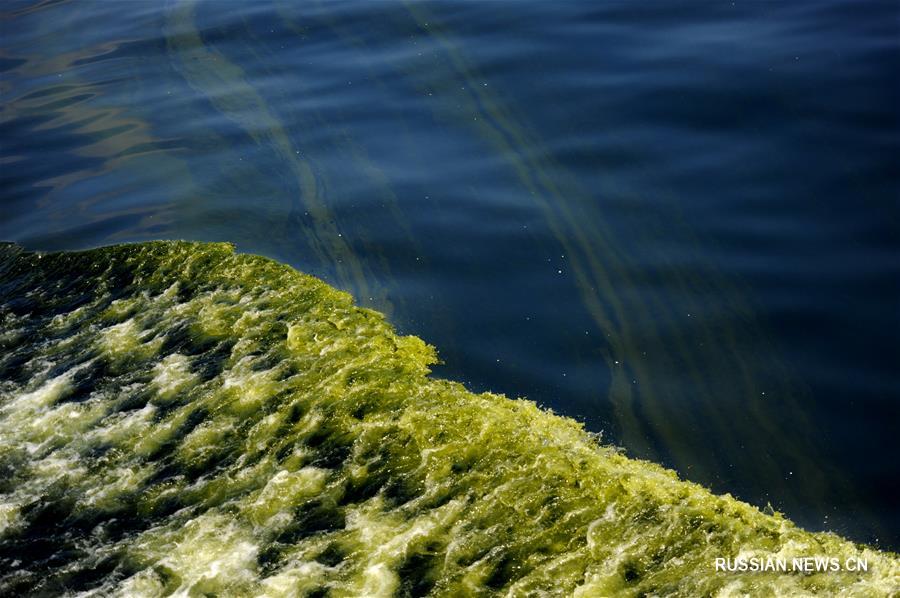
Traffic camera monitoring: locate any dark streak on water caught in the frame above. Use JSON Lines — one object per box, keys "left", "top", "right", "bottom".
{"left": 1, "top": 0, "right": 898, "bottom": 548}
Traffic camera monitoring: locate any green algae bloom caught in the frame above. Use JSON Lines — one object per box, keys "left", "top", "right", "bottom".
{"left": 0, "top": 241, "right": 896, "bottom": 597}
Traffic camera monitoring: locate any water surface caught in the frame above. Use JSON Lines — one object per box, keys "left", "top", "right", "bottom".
{"left": 1, "top": 0, "right": 898, "bottom": 547}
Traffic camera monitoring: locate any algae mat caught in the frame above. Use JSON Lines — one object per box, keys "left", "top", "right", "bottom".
{"left": 0, "top": 241, "right": 895, "bottom": 596}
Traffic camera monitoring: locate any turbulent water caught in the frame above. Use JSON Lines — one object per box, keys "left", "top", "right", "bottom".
{"left": 0, "top": 242, "right": 896, "bottom": 596}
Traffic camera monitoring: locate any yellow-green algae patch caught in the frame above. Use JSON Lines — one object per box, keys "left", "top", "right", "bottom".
{"left": 0, "top": 241, "right": 895, "bottom": 597}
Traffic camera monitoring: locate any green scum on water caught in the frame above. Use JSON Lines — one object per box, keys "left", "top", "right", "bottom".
{"left": 0, "top": 242, "right": 896, "bottom": 596}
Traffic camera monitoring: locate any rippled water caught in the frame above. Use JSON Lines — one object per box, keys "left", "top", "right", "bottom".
{"left": 1, "top": 0, "right": 897, "bottom": 549}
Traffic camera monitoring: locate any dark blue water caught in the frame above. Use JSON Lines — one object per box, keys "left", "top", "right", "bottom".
{"left": 2, "top": 0, "right": 897, "bottom": 548}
